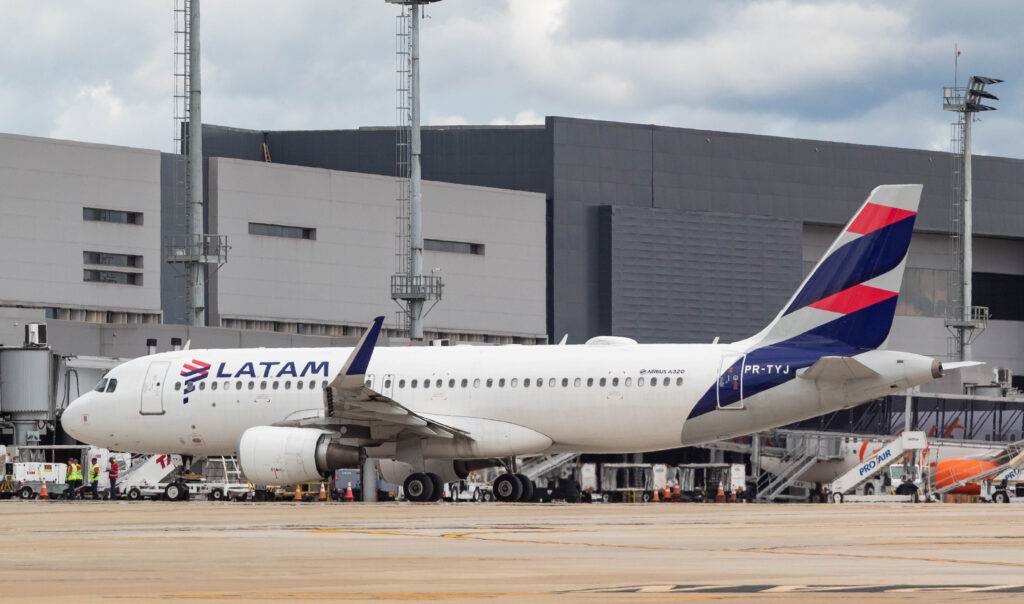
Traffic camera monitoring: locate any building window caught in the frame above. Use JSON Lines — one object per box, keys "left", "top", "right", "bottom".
{"left": 83, "top": 251, "right": 144, "bottom": 268}
{"left": 424, "top": 238, "right": 484, "bottom": 255}
{"left": 83, "top": 207, "right": 143, "bottom": 225}
{"left": 248, "top": 222, "right": 316, "bottom": 240}
{"left": 83, "top": 269, "right": 143, "bottom": 286}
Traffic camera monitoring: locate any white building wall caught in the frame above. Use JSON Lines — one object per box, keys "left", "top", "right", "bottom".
{"left": 0, "top": 133, "right": 162, "bottom": 316}
{"left": 208, "top": 158, "right": 545, "bottom": 339}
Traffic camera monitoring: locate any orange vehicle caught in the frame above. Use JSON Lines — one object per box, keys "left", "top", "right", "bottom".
{"left": 933, "top": 458, "right": 1000, "bottom": 495}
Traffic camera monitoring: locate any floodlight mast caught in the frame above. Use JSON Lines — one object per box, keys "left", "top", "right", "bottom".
{"left": 388, "top": 0, "right": 443, "bottom": 341}
{"left": 942, "top": 73, "right": 1002, "bottom": 362}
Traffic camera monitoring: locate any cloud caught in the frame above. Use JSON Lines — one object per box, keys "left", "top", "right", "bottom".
{"left": 489, "top": 109, "right": 544, "bottom": 126}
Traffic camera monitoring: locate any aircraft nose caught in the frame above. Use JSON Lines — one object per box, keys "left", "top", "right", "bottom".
{"left": 61, "top": 394, "right": 94, "bottom": 443}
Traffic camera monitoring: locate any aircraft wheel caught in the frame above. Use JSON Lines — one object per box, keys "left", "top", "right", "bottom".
{"left": 426, "top": 473, "right": 444, "bottom": 502}
{"left": 831, "top": 492, "right": 843, "bottom": 504}
{"left": 514, "top": 474, "right": 534, "bottom": 502}
{"left": 993, "top": 490, "right": 1010, "bottom": 504}
{"left": 127, "top": 488, "right": 142, "bottom": 501}
{"left": 403, "top": 473, "right": 433, "bottom": 502}
{"left": 492, "top": 474, "right": 522, "bottom": 502}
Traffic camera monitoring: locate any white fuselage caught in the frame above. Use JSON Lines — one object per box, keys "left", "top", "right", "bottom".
{"left": 63, "top": 341, "right": 940, "bottom": 459}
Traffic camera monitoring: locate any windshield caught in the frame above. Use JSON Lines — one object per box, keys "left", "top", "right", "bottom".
{"left": 93, "top": 378, "right": 108, "bottom": 393}
{"left": 106, "top": 378, "right": 118, "bottom": 393}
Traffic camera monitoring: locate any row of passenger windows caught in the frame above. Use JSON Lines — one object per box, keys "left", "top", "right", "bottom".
{"left": 175, "top": 380, "right": 328, "bottom": 392}
{"left": 386, "top": 376, "right": 684, "bottom": 390}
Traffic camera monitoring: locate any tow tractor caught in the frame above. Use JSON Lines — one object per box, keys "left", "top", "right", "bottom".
{"left": 829, "top": 431, "right": 927, "bottom": 503}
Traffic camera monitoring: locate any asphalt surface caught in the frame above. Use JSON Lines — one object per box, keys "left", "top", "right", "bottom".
{"left": 2, "top": 500, "right": 1023, "bottom": 602}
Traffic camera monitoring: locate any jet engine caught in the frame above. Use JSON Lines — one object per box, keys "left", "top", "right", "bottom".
{"left": 238, "top": 426, "right": 362, "bottom": 485}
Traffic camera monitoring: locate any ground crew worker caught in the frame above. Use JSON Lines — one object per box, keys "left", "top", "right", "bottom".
{"left": 67, "top": 458, "right": 82, "bottom": 500}
{"left": 90, "top": 458, "right": 101, "bottom": 500}
{"left": 108, "top": 457, "right": 119, "bottom": 500}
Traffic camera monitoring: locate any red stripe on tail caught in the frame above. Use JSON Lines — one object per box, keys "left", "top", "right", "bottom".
{"left": 847, "top": 203, "right": 916, "bottom": 235}
{"left": 808, "top": 284, "right": 897, "bottom": 315}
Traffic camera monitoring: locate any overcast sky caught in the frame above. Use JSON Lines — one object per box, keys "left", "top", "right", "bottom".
{"left": 1, "top": 1, "right": 1020, "bottom": 158}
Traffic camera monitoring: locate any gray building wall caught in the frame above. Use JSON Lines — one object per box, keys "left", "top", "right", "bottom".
{"left": 207, "top": 158, "right": 546, "bottom": 339}
{"left": 0, "top": 133, "right": 162, "bottom": 319}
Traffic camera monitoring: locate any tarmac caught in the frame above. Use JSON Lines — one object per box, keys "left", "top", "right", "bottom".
{"left": 2, "top": 501, "right": 1023, "bottom": 602}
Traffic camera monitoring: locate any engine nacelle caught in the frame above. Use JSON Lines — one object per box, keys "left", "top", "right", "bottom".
{"left": 378, "top": 458, "right": 497, "bottom": 486}
{"left": 238, "top": 426, "right": 362, "bottom": 485}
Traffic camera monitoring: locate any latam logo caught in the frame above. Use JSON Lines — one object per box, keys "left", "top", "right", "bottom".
{"left": 858, "top": 449, "right": 892, "bottom": 476}
{"left": 180, "top": 359, "right": 211, "bottom": 404}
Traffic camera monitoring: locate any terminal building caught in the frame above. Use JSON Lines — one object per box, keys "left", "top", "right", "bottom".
{"left": 2, "top": 116, "right": 1023, "bottom": 448}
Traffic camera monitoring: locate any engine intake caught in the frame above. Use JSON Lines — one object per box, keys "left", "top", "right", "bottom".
{"left": 238, "top": 426, "right": 363, "bottom": 486}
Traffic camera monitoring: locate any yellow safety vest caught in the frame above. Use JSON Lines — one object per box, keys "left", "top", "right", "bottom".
{"left": 68, "top": 463, "right": 82, "bottom": 481}
{"left": 90, "top": 463, "right": 100, "bottom": 482}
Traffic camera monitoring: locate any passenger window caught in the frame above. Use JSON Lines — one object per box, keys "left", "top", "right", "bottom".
{"left": 93, "top": 378, "right": 108, "bottom": 393}
{"left": 473, "top": 378, "right": 481, "bottom": 388}
{"left": 271, "top": 381, "right": 278, "bottom": 390}
{"left": 106, "top": 379, "right": 118, "bottom": 393}
{"left": 285, "top": 381, "right": 292, "bottom": 390}
{"left": 486, "top": 379, "right": 493, "bottom": 388}
{"left": 663, "top": 377, "right": 670, "bottom": 386}
{"left": 524, "top": 378, "right": 531, "bottom": 387}
{"left": 600, "top": 377, "right": 606, "bottom": 387}
{"left": 587, "top": 378, "right": 593, "bottom": 387}
{"left": 625, "top": 377, "right": 632, "bottom": 387}
{"left": 573, "top": 378, "right": 581, "bottom": 387}
{"left": 309, "top": 380, "right": 316, "bottom": 390}
{"left": 436, "top": 379, "right": 442, "bottom": 388}
{"left": 249, "top": 381, "right": 255, "bottom": 390}
{"left": 537, "top": 378, "right": 543, "bottom": 388}
{"left": 174, "top": 382, "right": 182, "bottom": 391}
{"left": 651, "top": 379, "right": 657, "bottom": 387}
{"left": 260, "top": 381, "right": 267, "bottom": 390}
{"left": 365, "top": 379, "right": 371, "bottom": 388}
{"left": 385, "top": 379, "right": 392, "bottom": 389}
{"left": 399, "top": 379, "right": 406, "bottom": 388}
{"left": 411, "top": 379, "right": 418, "bottom": 388}
{"left": 612, "top": 378, "right": 619, "bottom": 387}
{"left": 211, "top": 382, "right": 218, "bottom": 391}
{"left": 322, "top": 381, "right": 328, "bottom": 389}
{"left": 560, "top": 378, "right": 567, "bottom": 387}
{"left": 424, "top": 380, "right": 430, "bottom": 389}
{"left": 461, "top": 379, "right": 468, "bottom": 388}
{"left": 549, "top": 378, "right": 556, "bottom": 387}
{"left": 297, "top": 380, "right": 304, "bottom": 390}
{"left": 638, "top": 377, "right": 645, "bottom": 387}
{"left": 498, "top": 378, "right": 505, "bottom": 387}
{"left": 448, "top": 379, "right": 455, "bottom": 388}
{"left": 511, "top": 378, "right": 518, "bottom": 387}
{"left": 236, "top": 381, "right": 242, "bottom": 390}
{"left": 199, "top": 382, "right": 206, "bottom": 391}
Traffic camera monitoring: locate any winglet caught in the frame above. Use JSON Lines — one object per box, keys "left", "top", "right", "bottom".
{"left": 339, "top": 316, "right": 385, "bottom": 379}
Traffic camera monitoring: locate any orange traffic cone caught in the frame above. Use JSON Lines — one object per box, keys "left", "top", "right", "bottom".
{"left": 652, "top": 488, "right": 660, "bottom": 502}
{"left": 663, "top": 484, "right": 672, "bottom": 502}
{"left": 38, "top": 479, "right": 49, "bottom": 500}
{"left": 293, "top": 484, "right": 303, "bottom": 502}
{"left": 671, "top": 480, "right": 681, "bottom": 502}
{"left": 318, "top": 482, "right": 327, "bottom": 502}
{"left": 343, "top": 481, "right": 355, "bottom": 502}
{"left": 715, "top": 481, "right": 726, "bottom": 503}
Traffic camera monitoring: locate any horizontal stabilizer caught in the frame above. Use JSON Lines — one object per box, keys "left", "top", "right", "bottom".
{"left": 941, "top": 361, "right": 985, "bottom": 372}
{"left": 799, "top": 356, "right": 880, "bottom": 381}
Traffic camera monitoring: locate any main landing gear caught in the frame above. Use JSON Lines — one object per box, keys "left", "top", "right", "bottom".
{"left": 492, "top": 473, "right": 535, "bottom": 502}
{"left": 404, "top": 472, "right": 445, "bottom": 502}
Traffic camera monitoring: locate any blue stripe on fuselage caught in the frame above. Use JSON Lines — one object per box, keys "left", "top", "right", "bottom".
{"left": 687, "top": 298, "right": 898, "bottom": 420}
{"left": 784, "top": 216, "right": 915, "bottom": 315}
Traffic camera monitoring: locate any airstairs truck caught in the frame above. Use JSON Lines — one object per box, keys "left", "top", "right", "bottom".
{"left": 829, "top": 431, "right": 926, "bottom": 503}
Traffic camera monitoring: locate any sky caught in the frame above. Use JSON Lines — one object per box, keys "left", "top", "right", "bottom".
{"left": 0, "top": 1, "right": 1021, "bottom": 158}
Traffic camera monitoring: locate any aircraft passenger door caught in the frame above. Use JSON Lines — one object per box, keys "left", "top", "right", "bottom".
{"left": 715, "top": 354, "right": 746, "bottom": 410}
{"left": 140, "top": 361, "right": 170, "bottom": 415}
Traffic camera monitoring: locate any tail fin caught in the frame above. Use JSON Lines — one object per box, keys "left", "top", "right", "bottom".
{"left": 740, "top": 184, "right": 922, "bottom": 351}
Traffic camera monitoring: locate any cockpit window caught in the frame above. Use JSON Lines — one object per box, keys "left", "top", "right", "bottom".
{"left": 93, "top": 378, "right": 108, "bottom": 393}
{"left": 105, "top": 379, "right": 118, "bottom": 393}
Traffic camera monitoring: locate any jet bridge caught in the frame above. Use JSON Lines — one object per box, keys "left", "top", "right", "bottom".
{"left": 829, "top": 431, "right": 926, "bottom": 502}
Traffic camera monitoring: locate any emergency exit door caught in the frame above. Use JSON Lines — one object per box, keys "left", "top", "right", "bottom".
{"left": 715, "top": 354, "right": 746, "bottom": 410}
{"left": 140, "top": 361, "right": 169, "bottom": 415}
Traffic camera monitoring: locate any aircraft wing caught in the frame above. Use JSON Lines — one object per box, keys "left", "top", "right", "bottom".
{"left": 280, "top": 316, "right": 469, "bottom": 441}
{"left": 799, "top": 356, "right": 880, "bottom": 381}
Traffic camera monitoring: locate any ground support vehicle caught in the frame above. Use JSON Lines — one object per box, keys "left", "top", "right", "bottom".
{"left": 579, "top": 463, "right": 665, "bottom": 503}
{"left": 122, "top": 456, "right": 252, "bottom": 502}
{"left": 1, "top": 461, "right": 69, "bottom": 499}
{"left": 445, "top": 478, "right": 493, "bottom": 502}
{"left": 829, "top": 431, "right": 926, "bottom": 503}
{"left": 674, "top": 463, "right": 747, "bottom": 502}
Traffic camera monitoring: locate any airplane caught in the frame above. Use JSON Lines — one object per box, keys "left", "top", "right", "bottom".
{"left": 62, "top": 184, "right": 973, "bottom": 502}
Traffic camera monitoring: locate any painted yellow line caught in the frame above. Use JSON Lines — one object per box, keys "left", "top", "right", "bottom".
{"left": 132, "top": 591, "right": 549, "bottom": 600}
